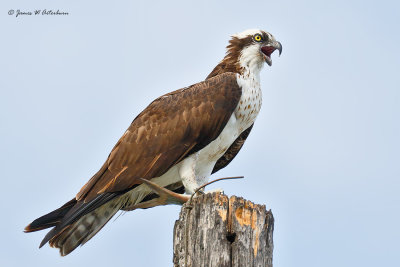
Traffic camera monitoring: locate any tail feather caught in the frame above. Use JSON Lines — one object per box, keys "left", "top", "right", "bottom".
{"left": 25, "top": 181, "right": 184, "bottom": 256}
{"left": 49, "top": 202, "right": 120, "bottom": 256}
{"left": 24, "top": 198, "right": 77, "bottom": 233}
{"left": 25, "top": 192, "right": 124, "bottom": 255}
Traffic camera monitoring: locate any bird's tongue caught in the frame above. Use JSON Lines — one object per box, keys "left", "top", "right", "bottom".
{"left": 261, "top": 46, "right": 276, "bottom": 57}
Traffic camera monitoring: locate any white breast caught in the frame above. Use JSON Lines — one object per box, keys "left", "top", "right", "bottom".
{"left": 198, "top": 73, "right": 262, "bottom": 162}
{"left": 235, "top": 73, "right": 263, "bottom": 132}
{"left": 177, "top": 73, "right": 263, "bottom": 192}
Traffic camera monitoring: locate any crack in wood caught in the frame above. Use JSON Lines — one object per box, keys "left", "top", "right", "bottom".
{"left": 173, "top": 192, "right": 273, "bottom": 267}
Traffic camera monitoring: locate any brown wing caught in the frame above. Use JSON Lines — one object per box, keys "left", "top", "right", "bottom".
{"left": 76, "top": 72, "right": 242, "bottom": 202}
{"left": 212, "top": 124, "right": 254, "bottom": 173}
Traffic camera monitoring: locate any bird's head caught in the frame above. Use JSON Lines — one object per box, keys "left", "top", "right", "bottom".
{"left": 207, "top": 29, "right": 282, "bottom": 78}
{"left": 232, "top": 29, "right": 282, "bottom": 67}
{"left": 207, "top": 29, "right": 282, "bottom": 79}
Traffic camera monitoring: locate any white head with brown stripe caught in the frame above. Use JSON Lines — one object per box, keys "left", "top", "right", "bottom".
{"left": 207, "top": 29, "right": 282, "bottom": 79}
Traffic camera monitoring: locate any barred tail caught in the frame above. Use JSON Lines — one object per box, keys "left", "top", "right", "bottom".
{"left": 25, "top": 192, "right": 123, "bottom": 256}
{"left": 48, "top": 200, "right": 120, "bottom": 256}
{"left": 24, "top": 181, "right": 185, "bottom": 256}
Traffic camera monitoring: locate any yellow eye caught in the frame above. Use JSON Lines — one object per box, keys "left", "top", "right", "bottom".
{"left": 254, "top": 34, "right": 262, "bottom": 42}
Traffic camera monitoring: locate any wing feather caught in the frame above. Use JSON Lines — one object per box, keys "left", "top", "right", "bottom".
{"left": 77, "top": 72, "right": 242, "bottom": 202}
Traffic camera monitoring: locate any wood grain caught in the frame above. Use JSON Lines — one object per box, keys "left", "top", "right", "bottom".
{"left": 173, "top": 193, "right": 274, "bottom": 267}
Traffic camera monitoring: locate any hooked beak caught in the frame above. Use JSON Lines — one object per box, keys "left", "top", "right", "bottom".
{"left": 261, "top": 41, "right": 282, "bottom": 66}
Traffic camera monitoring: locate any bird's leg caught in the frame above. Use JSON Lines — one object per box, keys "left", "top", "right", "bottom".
{"left": 178, "top": 154, "right": 208, "bottom": 194}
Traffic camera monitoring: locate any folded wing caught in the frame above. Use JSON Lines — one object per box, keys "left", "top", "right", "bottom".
{"left": 77, "top": 72, "right": 242, "bottom": 202}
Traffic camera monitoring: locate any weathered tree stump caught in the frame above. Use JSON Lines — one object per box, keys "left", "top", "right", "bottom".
{"left": 173, "top": 192, "right": 274, "bottom": 267}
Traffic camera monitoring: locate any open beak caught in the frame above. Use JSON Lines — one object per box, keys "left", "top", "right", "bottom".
{"left": 261, "top": 41, "right": 282, "bottom": 66}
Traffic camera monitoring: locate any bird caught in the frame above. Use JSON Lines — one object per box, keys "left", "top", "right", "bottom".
{"left": 24, "top": 29, "right": 282, "bottom": 256}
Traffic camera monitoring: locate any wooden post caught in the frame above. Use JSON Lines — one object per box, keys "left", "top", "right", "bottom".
{"left": 173, "top": 192, "right": 274, "bottom": 267}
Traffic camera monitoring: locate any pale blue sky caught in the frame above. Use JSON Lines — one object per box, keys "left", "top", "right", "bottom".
{"left": 1, "top": 0, "right": 399, "bottom": 266}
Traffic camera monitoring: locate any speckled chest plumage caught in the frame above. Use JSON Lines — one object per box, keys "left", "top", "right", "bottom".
{"left": 234, "top": 73, "right": 262, "bottom": 132}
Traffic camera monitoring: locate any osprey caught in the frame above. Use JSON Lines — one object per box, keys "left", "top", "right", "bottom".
{"left": 25, "top": 29, "right": 282, "bottom": 256}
